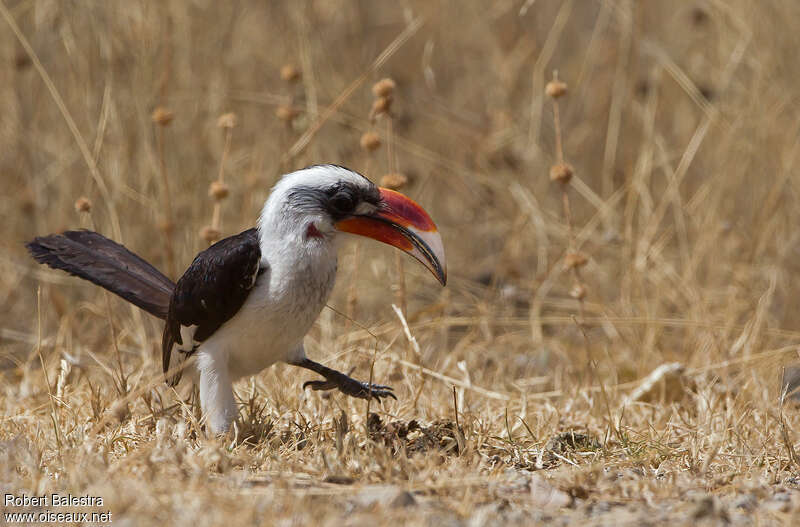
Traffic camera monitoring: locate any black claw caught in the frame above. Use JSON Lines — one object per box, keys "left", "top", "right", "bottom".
{"left": 373, "top": 389, "right": 397, "bottom": 401}
{"left": 303, "top": 378, "right": 396, "bottom": 401}
{"left": 367, "top": 384, "right": 394, "bottom": 391}
{"left": 303, "top": 380, "right": 337, "bottom": 391}
{"left": 355, "top": 383, "right": 397, "bottom": 401}
{"left": 294, "top": 359, "right": 396, "bottom": 402}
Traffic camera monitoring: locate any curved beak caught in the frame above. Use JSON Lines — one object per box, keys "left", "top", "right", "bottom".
{"left": 335, "top": 188, "right": 447, "bottom": 286}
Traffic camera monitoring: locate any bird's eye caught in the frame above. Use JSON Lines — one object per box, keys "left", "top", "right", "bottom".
{"left": 330, "top": 193, "right": 356, "bottom": 214}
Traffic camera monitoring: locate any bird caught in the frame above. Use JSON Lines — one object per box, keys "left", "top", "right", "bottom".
{"left": 26, "top": 165, "right": 446, "bottom": 434}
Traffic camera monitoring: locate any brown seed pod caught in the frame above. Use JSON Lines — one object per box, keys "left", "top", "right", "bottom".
{"left": 151, "top": 106, "right": 174, "bottom": 126}
{"left": 217, "top": 112, "right": 237, "bottom": 129}
{"left": 275, "top": 105, "right": 299, "bottom": 122}
{"left": 549, "top": 162, "right": 574, "bottom": 184}
{"left": 371, "top": 96, "right": 393, "bottom": 118}
{"left": 380, "top": 173, "right": 408, "bottom": 190}
{"left": 19, "top": 187, "right": 35, "bottom": 214}
{"left": 690, "top": 7, "right": 709, "bottom": 26}
{"left": 280, "top": 64, "right": 301, "bottom": 83}
{"left": 545, "top": 80, "right": 568, "bottom": 99}
{"left": 372, "top": 78, "right": 396, "bottom": 98}
{"left": 74, "top": 197, "right": 92, "bottom": 213}
{"left": 209, "top": 181, "right": 230, "bottom": 200}
{"left": 14, "top": 52, "right": 32, "bottom": 70}
{"left": 564, "top": 252, "right": 588, "bottom": 270}
{"left": 360, "top": 131, "right": 382, "bottom": 152}
{"left": 570, "top": 283, "right": 587, "bottom": 300}
{"left": 200, "top": 226, "right": 221, "bottom": 243}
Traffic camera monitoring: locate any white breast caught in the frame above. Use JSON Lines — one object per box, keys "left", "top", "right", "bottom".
{"left": 201, "top": 236, "right": 338, "bottom": 380}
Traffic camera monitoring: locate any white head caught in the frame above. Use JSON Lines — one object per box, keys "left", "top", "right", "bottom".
{"left": 258, "top": 165, "right": 446, "bottom": 285}
{"left": 259, "top": 165, "right": 380, "bottom": 239}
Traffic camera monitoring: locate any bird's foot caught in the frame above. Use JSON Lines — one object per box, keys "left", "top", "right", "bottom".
{"left": 293, "top": 358, "right": 396, "bottom": 401}
{"left": 303, "top": 371, "right": 396, "bottom": 401}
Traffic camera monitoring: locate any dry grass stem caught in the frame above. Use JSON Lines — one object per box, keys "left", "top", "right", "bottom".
{"left": 4, "top": 3, "right": 800, "bottom": 525}
{"left": 202, "top": 113, "right": 236, "bottom": 244}
{"left": 152, "top": 106, "right": 176, "bottom": 275}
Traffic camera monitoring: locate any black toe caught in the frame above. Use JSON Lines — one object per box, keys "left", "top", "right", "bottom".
{"left": 303, "top": 380, "right": 337, "bottom": 391}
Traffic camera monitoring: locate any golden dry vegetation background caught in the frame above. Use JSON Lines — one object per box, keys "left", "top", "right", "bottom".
{"left": 3, "top": 0, "right": 800, "bottom": 525}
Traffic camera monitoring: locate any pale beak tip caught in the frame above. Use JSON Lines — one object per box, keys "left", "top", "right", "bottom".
{"left": 437, "top": 265, "right": 447, "bottom": 286}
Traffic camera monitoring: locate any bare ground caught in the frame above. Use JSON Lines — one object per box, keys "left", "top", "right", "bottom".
{"left": 2, "top": 1, "right": 800, "bottom": 525}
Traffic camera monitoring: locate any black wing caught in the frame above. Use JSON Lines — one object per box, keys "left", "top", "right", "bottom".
{"left": 162, "top": 228, "right": 262, "bottom": 385}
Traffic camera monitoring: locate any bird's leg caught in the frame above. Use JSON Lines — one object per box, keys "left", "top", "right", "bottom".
{"left": 291, "top": 358, "right": 396, "bottom": 401}
{"left": 196, "top": 350, "right": 237, "bottom": 435}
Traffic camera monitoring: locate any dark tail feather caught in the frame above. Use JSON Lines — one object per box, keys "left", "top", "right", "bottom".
{"left": 26, "top": 230, "right": 175, "bottom": 319}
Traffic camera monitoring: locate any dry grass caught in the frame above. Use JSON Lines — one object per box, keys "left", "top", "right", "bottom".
{"left": 3, "top": 1, "right": 800, "bottom": 525}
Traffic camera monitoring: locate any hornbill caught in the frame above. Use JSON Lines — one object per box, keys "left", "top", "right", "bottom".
{"left": 26, "top": 165, "right": 446, "bottom": 434}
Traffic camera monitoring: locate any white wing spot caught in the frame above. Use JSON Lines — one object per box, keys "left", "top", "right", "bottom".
{"left": 249, "top": 263, "right": 259, "bottom": 287}
{"left": 178, "top": 324, "right": 198, "bottom": 352}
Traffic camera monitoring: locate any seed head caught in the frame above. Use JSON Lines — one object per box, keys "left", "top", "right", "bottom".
{"left": 200, "top": 226, "right": 221, "bottom": 243}
{"left": 151, "top": 106, "right": 174, "bottom": 126}
{"left": 158, "top": 220, "right": 174, "bottom": 234}
{"left": 14, "top": 52, "right": 32, "bottom": 70}
{"left": 217, "top": 112, "right": 237, "bottom": 129}
{"left": 564, "top": 252, "right": 588, "bottom": 270}
{"left": 545, "top": 80, "right": 568, "bottom": 99}
{"left": 371, "top": 96, "right": 393, "bottom": 118}
{"left": 380, "top": 173, "right": 408, "bottom": 190}
{"left": 209, "top": 181, "right": 230, "bottom": 200}
{"left": 280, "top": 64, "right": 301, "bottom": 83}
{"left": 549, "top": 162, "right": 573, "bottom": 184}
{"left": 691, "top": 7, "right": 709, "bottom": 26}
{"left": 74, "top": 197, "right": 92, "bottom": 213}
{"left": 372, "top": 78, "right": 396, "bottom": 98}
{"left": 570, "top": 283, "right": 587, "bottom": 300}
{"left": 19, "top": 187, "right": 35, "bottom": 214}
{"left": 276, "top": 105, "right": 298, "bottom": 123}
{"left": 360, "top": 131, "right": 382, "bottom": 152}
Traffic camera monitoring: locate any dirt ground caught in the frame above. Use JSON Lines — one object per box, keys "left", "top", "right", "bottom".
{"left": 2, "top": 1, "right": 800, "bottom": 525}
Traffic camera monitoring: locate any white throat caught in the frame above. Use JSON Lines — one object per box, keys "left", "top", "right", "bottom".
{"left": 252, "top": 164, "right": 378, "bottom": 314}
{"left": 256, "top": 189, "right": 339, "bottom": 312}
